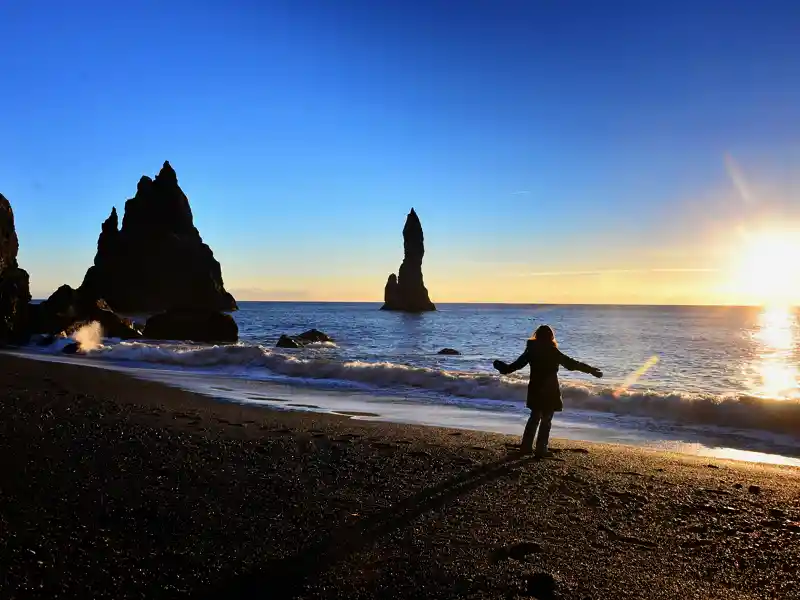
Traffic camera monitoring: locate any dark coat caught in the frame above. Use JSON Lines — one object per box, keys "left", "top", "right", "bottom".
{"left": 500, "top": 340, "right": 596, "bottom": 412}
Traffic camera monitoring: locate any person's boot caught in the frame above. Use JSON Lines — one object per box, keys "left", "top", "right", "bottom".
{"left": 534, "top": 448, "right": 554, "bottom": 458}
{"left": 509, "top": 445, "right": 533, "bottom": 456}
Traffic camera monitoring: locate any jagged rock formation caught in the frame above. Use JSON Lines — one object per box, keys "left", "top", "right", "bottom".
{"left": 275, "top": 329, "right": 333, "bottom": 348}
{"left": 381, "top": 208, "right": 435, "bottom": 312}
{"left": 143, "top": 308, "right": 238, "bottom": 343}
{"left": 30, "top": 284, "right": 141, "bottom": 340}
{"left": 78, "top": 161, "right": 237, "bottom": 314}
{"left": 0, "top": 194, "right": 31, "bottom": 344}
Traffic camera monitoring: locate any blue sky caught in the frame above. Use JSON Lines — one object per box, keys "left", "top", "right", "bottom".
{"left": 1, "top": 0, "right": 799, "bottom": 303}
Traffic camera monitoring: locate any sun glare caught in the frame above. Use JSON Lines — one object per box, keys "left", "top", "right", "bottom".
{"left": 731, "top": 230, "right": 800, "bottom": 306}
{"left": 747, "top": 305, "right": 800, "bottom": 400}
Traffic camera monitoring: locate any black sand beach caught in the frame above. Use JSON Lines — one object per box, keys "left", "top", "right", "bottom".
{"left": 1, "top": 353, "right": 799, "bottom": 599}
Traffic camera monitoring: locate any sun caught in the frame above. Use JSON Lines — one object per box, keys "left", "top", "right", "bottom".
{"left": 731, "top": 230, "right": 800, "bottom": 306}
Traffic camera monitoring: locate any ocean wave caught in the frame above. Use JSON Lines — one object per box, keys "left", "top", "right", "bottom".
{"left": 35, "top": 340, "right": 800, "bottom": 437}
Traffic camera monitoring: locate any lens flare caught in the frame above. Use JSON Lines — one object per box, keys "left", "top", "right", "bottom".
{"left": 613, "top": 355, "right": 659, "bottom": 397}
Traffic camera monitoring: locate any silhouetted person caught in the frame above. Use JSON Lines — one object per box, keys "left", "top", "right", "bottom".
{"left": 494, "top": 325, "right": 602, "bottom": 457}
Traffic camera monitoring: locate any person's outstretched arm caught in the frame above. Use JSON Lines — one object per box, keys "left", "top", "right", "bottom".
{"left": 558, "top": 350, "right": 603, "bottom": 378}
{"left": 494, "top": 346, "right": 530, "bottom": 375}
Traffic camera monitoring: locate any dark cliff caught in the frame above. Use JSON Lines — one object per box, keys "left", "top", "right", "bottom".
{"left": 0, "top": 194, "right": 31, "bottom": 343}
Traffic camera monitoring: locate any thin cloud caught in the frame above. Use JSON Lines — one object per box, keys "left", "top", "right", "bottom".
{"left": 649, "top": 268, "right": 718, "bottom": 273}
{"left": 511, "top": 190, "right": 531, "bottom": 195}
{"left": 506, "top": 267, "right": 718, "bottom": 278}
{"left": 510, "top": 269, "right": 638, "bottom": 278}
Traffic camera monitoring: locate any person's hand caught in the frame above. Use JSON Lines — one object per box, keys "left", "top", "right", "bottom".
{"left": 591, "top": 367, "right": 603, "bottom": 378}
{"left": 493, "top": 360, "right": 509, "bottom": 375}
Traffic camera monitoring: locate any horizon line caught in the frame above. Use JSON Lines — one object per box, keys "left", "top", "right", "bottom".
{"left": 215, "top": 300, "right": 786, "bottom": 309}
{"left": 28, "top": 297, "right": 785, "bottom": 310}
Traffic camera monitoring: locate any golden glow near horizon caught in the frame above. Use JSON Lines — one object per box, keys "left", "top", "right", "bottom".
{"left": 224, "top": 226, "right": 800, "bottom": 306}
{"left": 225, "top": 248, "right": 799, "bottom": 306}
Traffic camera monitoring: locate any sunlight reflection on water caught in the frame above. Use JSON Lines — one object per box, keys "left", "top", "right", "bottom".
{"left": 747, "top": 306, "right": 800, "bottom": 400}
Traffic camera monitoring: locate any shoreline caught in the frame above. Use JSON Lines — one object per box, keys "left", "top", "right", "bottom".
{"left": 8, "top": 348, "right": 800, "bottom": 466}
{"left": 2, "top": 352, "right": 800, "bottom": 598}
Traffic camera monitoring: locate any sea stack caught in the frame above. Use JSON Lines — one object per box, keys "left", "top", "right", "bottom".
{"left": 381, "top": 208, "right": 436, "bottom": 312}
{"left": 0, "top": 194, "right": 31, "bottom": 344}
{"left": 78, "top": 161, "right": 237, "bottom": 314}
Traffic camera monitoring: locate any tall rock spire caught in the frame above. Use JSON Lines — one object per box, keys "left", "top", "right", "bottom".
{"left": 381, "top": 208, "right": 436, "bottom": 312}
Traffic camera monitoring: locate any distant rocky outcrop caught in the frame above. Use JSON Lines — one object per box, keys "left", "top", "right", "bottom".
{"left": 381, "top": 209, "right": 435, "bottom": 312}
{"left": 437, "top": 348, "right": 461, "bottom": 355}
{"left": 276, "top": 328, "right": 333, "bottom": 348}
{"left": 276, "top": 334, "right": 302, "bottom": 349}
{"left": 143, "top": 308, "right": 238, "bottom": 343}
{"left": 78, "top": 161, "right": 237, "bottom": 314}
{"left": 30, "top": 284, "right": 141, "bottom": 340}
{"left": 0, "top": 194, "right": 31, "bottom": 344}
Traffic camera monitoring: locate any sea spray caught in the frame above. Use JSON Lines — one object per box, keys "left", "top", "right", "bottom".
{"left": 72, "top": 322, "right": 104, "bottom": 352}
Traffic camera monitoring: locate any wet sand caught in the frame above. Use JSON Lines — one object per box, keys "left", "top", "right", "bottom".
{"left": 1, "top": 353, "right": 799, "bottom": 599}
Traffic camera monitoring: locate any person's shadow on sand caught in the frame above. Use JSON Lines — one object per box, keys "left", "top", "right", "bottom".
{"left": 193, "top": 453, "right": 536, "bottom": 600}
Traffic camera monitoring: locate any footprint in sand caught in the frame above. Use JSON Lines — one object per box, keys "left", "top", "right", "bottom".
{"left": 491, "top": 540, "right": 543, "bottom": 563}
{"left": 470, "top": 446, "right": 490, "bottom": 452}
{"left": 449, "top": 432, "right": 463, "bottom": 437}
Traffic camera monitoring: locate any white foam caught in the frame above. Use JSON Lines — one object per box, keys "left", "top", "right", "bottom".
{"left": 27, "top": 339, "right": 800, "bottom": 438}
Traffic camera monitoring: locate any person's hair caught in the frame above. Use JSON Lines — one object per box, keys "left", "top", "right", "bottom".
{"left": 530, "top": 324, "right": 557, "bottom": 347}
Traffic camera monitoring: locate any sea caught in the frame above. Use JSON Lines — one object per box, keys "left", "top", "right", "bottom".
{"left": 16, "top": 302, "right": 800, "bottom": 466}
